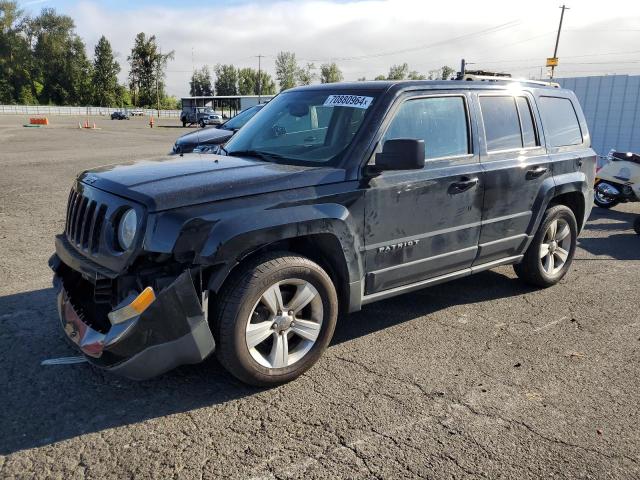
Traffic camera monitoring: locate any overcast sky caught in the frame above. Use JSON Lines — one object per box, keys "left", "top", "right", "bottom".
{"left": 18, "top": 0, "right": 640, "bottom": 97}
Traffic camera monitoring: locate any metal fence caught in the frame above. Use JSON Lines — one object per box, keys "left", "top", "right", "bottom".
{"left": 556, "top": 75, "right": 640, "bottom": 155}
{"left": 0, "top": 104, "right": 181, "bottom": 118}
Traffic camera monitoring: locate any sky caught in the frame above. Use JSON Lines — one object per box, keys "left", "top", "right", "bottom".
{"left": 17, "top": 0, "right": 640, "bottom": 98}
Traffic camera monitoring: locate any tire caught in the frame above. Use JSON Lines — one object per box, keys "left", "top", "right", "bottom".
{"left": 199, "top": 120, "right": 205, "bottom": 128}
{"left": 594, "top": 182, "right": 619, "bottom": 209}
{"left": 514, "top": 205, "right": 578, "bottom": 288}
{"left": 182, "top": 119, "right": 187, "bottom": 127}
{"left": 214, "top": 253, "right": 338, "bottom": 386}
{"left": 634, "top": 217, "right": 640, "bottom": 235}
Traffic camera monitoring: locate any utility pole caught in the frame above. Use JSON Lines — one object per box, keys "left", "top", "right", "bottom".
{"left": 549, "top": 5, "right": 569, "bottom": 79}
{"left": 156, "top": 49, "right": 161, "bottom": 118}
{"left": 256, "top": 54, "right": 264, "bottom": 103}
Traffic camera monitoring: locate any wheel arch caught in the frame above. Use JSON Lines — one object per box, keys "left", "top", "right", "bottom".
{"left": 200, "top": 205, "right": 364, "bottom": 314}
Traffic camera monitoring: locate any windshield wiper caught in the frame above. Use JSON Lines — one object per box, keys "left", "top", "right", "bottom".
{"left": 227, "top": 150, "right": 288, "bottom": 162}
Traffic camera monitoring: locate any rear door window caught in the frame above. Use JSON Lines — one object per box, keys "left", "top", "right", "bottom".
{"left": 383, "top": 96, "right": 469, "bottom": 160}
{"left": 516, "top": 96, "right": 538, "bottom": 148}
{"left": 538, "top": 96, "right": 583, "bottom": 147}
{"left": 480, "top": 96, "right": 522, "bottom": 151}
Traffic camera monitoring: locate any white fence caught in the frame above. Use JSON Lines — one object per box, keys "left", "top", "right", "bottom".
{"left": 0, "top": 104, "right": 181, "bottom": 118}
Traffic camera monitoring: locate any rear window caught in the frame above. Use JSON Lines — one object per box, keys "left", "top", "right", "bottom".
{"left": 538, "top": 96, "right": 583, "bottom": 147}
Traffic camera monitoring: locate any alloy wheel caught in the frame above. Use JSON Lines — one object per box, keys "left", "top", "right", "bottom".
{"left": 539, "top": 218, "right": 572, "bottom": 276}
{"left": 245, "top": 279, "right": 323, "bottom": 369}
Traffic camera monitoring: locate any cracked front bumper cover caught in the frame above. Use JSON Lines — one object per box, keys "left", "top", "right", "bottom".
{"left": 51, "top": 257, "right": 215, "bottom": 380}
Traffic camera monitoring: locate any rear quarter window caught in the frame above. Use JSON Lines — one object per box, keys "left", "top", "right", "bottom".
{"left": 538, "top": 96, "right": 583, "bottom": 147}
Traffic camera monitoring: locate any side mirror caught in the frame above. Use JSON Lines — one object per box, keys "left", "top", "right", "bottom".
{"left": 375, "top": 139, "right": 425, "bottom": 171}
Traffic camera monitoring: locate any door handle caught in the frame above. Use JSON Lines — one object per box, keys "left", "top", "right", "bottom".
{"left": 449, "top": 177, "right": 479, "bottom": 194}
{"left": 526, "top": 166, "right": 548, "bottom": 179}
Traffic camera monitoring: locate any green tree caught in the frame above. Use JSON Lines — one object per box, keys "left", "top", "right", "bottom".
{"left": 91, "top": 36, "right": 120, "bottom": 106}
{"left": 357, "top": 76, "right": 366, "bottom": 81}
{"left": 428, "top": 66, "right": 455, "bottom": 80}
{"left": 128, "top": 32, "right": 174, "bottom": 108}
{"left": 29, "top": 8, "right": 92, "bottom": 105}
{"left": 441, "top": 66, "right": 455, "bottom": 80}
{"left": 0, "top": 1, "right": 33, "bottom": 103}
{"left": 297, "top": 62, "right": 316, "bottom": 86}
{"left": 189, "top": 65, "right": 213, "bottom": 96}
{"left": 275, "top": 51, "right": 298, "bottom": 91}
{"left": 320, "top": 63, "right": 343, "bottom": 84}
{"left": 374, "top": 74, "right": 386, "bottom": 81}
{"left": 408, "top": 70, "right": 426, "bottom": 80}
{"left": 387, "top": 63, "right": 409, "bottom": 80}
{"left": 237, "top": 67, "right": 256, "bottom": 95}
{"left": 214, "top": 64, "right": 238, "bottom": 95}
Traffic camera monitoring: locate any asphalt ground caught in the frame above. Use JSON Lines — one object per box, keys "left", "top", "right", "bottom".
{"left": 0, "top": 115, "right": 638, "bottom": 479}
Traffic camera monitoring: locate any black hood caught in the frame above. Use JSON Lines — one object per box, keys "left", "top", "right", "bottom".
{"left": 79, "top": 154, "right": 346, "bottom": 212}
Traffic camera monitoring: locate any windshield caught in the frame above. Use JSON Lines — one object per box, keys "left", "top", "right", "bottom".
{"left": 221, "top": 105, "right": 262, "bottom": 131}
{"left": 224, "top": 90, "right": 376, "bottom": 165}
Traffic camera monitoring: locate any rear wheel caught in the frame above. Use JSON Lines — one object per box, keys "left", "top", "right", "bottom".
{"left": 199, "top": 119, "right": 205, "bottom": 128}
{"left": 634, "top": 217, "right": 640, "bottom": 235}
{"left": 182, "top": 119, "right": 187, "bottom": 127}
{"left": 514, "top": 205, "right": 577, "bottom": 287}
{"left": 214, "top": 253, "right": 338, "bottom": 386}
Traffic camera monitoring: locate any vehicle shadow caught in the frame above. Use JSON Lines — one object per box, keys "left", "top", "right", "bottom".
{"left": 577, "top": 208, "right": 640, "bottom": 260}
{"left": 0, "top": 269, "right": 533, "bottom": 455}
{"left": 333, "top": 269, "right": 535, "bottom": 345}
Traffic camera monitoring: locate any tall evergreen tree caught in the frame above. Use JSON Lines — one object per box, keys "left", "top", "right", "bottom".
{"left": 128, "top": 32, "right": 174, "bottom": 108}
{"left": 91, "top": 36, "right": 120, "bottom": 106}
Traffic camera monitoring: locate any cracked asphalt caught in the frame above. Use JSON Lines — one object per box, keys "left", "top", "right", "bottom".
{"left": 0, "top": 116, "right": 639, "bottom": 479}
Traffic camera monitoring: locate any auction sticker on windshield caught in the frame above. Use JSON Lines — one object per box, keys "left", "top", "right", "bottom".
{"left": 323, "top": 95, "right": 373, "bottom": 109}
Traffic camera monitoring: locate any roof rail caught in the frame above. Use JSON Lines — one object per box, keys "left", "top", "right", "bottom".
{"left": 458, "top": 74, "right": 560, "bottom": 88}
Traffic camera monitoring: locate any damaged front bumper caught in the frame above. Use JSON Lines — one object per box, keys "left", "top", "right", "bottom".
{"left": 50, "top": 255, "right": 215, "bottom": 380}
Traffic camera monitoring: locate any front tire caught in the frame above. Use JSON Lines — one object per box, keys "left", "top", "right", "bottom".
{"left": 214, "top": 253, "right": 338, "bottom": 386}
{"left": 199, "top": 119, "right": 205, "bottom": 128}
{"left": 514, "top": 205, "right": 578, "bottom": 288}
{"left": 634, "top": 217, "right": 640, "bottom": 235}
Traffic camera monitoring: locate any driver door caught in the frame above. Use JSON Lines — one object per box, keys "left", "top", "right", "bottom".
{"left": 363, "top": 93, "right": 484, "bottom": 296}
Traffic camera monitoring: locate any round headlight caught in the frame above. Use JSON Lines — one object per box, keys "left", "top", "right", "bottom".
{"left": 117, "top": 209, "right": 137, "bottom": 250}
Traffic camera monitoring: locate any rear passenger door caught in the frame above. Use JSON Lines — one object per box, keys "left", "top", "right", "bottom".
{"left": 474, "top": 93, "right": 552, "bottom": 265}
{"left": 363, "top": 93, "right": 484, "bottom": 295}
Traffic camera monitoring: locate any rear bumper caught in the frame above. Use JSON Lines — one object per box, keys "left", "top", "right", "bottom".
{"left": 51, "top": 255, "right": 215, "bottom": 380}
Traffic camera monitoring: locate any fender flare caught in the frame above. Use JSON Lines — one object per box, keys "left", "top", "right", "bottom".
{"left": 522, "top": 171, "right": 588, "bottom": 251}
{"left": 197, "top": 203, "right": 364, "bottom": 294}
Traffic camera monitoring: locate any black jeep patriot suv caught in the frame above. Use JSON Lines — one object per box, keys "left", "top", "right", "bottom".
{"left": 51, "top": 80, "right": 595, "bottom": 385}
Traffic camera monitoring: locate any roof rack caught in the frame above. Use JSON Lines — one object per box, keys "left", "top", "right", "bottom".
{"left": 457, "top": 74, "right": 560, "bottom": 88}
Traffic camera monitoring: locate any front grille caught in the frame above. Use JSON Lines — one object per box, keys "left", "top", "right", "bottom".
{"left": 65, "top": 189, "right": 107, "bottom": 254}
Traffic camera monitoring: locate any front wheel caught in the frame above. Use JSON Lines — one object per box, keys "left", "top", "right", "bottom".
{"left": 634, "top": 217, "right": 640, "bottom": 235}
{"left": 199, "top": 119, "right": 205, "bottom": 128}
{"left": 214, "top": 253, "right": 338, "bottom": 386}
{"left": 514, "top": 205, "right": 578, "bottom": 288}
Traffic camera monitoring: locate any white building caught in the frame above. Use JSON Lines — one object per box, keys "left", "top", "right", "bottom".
{"left": 556, "top": 75, "right": 640, "bottom": 155}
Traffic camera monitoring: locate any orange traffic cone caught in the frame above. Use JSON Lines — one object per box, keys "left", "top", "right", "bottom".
{"left": 149, "top": 115, "right": 154, "bottom": 128}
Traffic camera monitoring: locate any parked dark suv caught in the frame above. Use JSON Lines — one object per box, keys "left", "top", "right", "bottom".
{"left": 171, "top": 104, "right": 264, "bottom": 155}
{"left": 51, "top": 80, "right": 595, "bottom": 385}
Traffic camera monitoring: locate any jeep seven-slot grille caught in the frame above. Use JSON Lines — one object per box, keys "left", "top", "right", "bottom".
{"left": 65, "top": 189, "right": 107, "bottom": 254}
